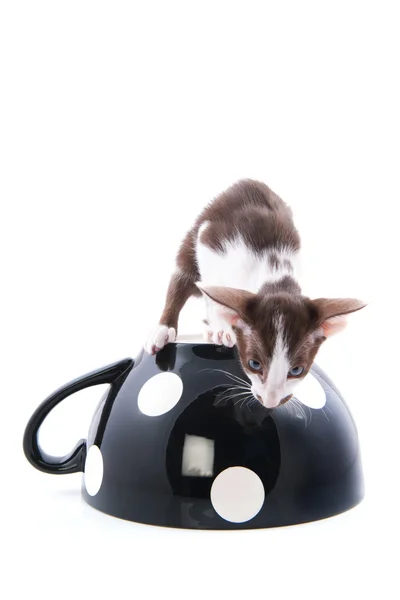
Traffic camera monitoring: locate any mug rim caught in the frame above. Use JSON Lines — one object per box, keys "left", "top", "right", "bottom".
{"left": 175, "top": 333, "right": 212, "bottom": 344}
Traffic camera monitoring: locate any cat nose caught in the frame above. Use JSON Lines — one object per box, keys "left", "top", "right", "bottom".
{"left": 264, "top": 393, "right": 281, "bottom": 409}
{"left": 256, "top": 393, "right": 279, "bottom": 409}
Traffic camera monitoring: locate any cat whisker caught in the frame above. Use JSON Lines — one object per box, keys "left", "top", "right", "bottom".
{"left": 321, "top": 407, "right": 330, "bottom": 422}
{"left": 219, "top": 384, "right": 251, "bottom": 393}
{"left": 280, "top": 401, "right": 293, "bottom": 420}
{"left": 220, "top": 373, "right": 250, "bottom": 387}
{"left": 234, "top": 394, "right": 253, "bottom": 406}
{"left": 217, "top": 390, "right": 252, "bottom": 405}
{"left": 295, "top": 400, "right": 308, "bottom": 425}
{"left": 290, "top": 397, "right": 312, "bottom": 427}
{"left": 242, "top": 395, "right": 255, "bottom": 410}
{"left": 215, "top": 390, "right": 239, "bottom": 405}
{"left": 200, "top": 368, "right": 250, "bottom": 387}
{"left": 246, "top": 398, "right": 254, "bottom": 412}
{"left": 228, "top": 391, "right": 254, "bottom": 403}
{"left": 217, "top": 384, "right": 251, "bottom": 402}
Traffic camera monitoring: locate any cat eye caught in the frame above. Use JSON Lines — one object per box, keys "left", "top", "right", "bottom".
{"left": 288, "top": 366, "right": 304, "bottom": 377}
{"left": 248, "top": 359, "right": 262, "bottom": 371}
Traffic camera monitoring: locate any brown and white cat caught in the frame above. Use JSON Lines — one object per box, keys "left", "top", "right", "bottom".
{"left": 145, "top": 179, "right": 366, "bottom": 409}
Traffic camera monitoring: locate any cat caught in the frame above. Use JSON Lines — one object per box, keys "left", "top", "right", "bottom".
{"left": 145, "top": 179, "right": 366, "bottom": 409}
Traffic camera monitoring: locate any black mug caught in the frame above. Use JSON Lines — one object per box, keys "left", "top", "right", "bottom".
{"left": 23, "top": 342, "right": 364, "bottom": 530}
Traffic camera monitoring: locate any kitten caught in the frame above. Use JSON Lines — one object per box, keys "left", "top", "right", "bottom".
{"left": 145, "top": 179, "right": 366, "bottom": 409}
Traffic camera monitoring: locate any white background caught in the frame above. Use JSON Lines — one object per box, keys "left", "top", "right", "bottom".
{"left": 1, "top": 2, "right": 399, "bottom": 599}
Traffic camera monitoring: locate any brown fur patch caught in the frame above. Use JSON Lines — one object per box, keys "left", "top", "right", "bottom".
{"left": 260, "top": 276, "right": 301, "bottom": 295}
{"left": 268, "top": 252, "right": 280, "bottom": 270}
{"left": 194, "top": 179, "right": 300, "bottom": 254}
{"left": 159, "top": 271, "right": 199, "bottom": 330}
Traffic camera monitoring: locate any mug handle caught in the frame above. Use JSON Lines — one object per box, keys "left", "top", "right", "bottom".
{"left": 23, "top": 358, "right": 133, "bottom": 475}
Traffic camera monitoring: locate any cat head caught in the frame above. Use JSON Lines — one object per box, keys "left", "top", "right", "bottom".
{"left": 198, "top": 284, "right": 366, "bottom": 409}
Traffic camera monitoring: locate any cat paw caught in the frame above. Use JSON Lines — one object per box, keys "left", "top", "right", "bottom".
{"left": 203, "top": 326, "right": 236, "bottom": 348}
{"left": 144, "top": 325, "right": 176, "bottom": 354}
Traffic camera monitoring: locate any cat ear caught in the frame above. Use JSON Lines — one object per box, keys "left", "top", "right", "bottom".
{"left": 312, "top": 298, "right": 367, "bottom": 337}
{"left": 197, "top": 285, "right": 255, "bottom": 329}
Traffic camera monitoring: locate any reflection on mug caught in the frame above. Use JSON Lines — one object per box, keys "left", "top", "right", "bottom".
{"left": 182, "top": 434, "right": 215, "bottom": 477}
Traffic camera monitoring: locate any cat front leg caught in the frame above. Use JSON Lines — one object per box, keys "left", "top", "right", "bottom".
{"left": 203, "top": 299, "right": 237, "bottom": 348}
{"left": 145, "top": 271, "right": 197, "bottom": 354}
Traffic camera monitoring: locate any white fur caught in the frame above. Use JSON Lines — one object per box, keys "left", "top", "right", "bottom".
{"left": 145, "top": 324, "right": 176, "bottom": 354}
{"left": 197, "top": 226, "right": 300, "bottom": 292}
{"left": 245, "top": 316, "right": 293, "bottom": 408}
{"left": 196, "top": 225, "right": 300, "bottom": 342}
{"left": 244, "top": 316, "right": 305, "bottom": 408}
{"left": 264, "top": 317, "right": 290, "bottom": 404}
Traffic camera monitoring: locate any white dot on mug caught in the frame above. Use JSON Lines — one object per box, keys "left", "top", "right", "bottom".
{"left": 293, "top": 373, "right": 326, "bottom": 409}
{"left": 84, "top": 445, "right": 103, "bottom": 496}
{"left": 210, "top": 467, "right": 265, "bottom": 523}
{"left": 138, "top": 372, "right": 183, "bottom": 417}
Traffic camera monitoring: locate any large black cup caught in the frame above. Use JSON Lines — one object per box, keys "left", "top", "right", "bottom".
{"left": 23, "top": 342, "right": 364, "bottom": 529}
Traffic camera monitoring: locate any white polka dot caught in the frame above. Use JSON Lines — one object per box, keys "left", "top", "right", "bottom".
{"left": 138, "top": 372, "right": 183, "bottom": 417}
{"left": 84, "top": 445, "right": 103, "bottom": 496}
{"left": 293, "top": 373, "right": 326, "bottom": 408}
{"left": 210, "top": 467, "right": 265, "bottom": 523}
